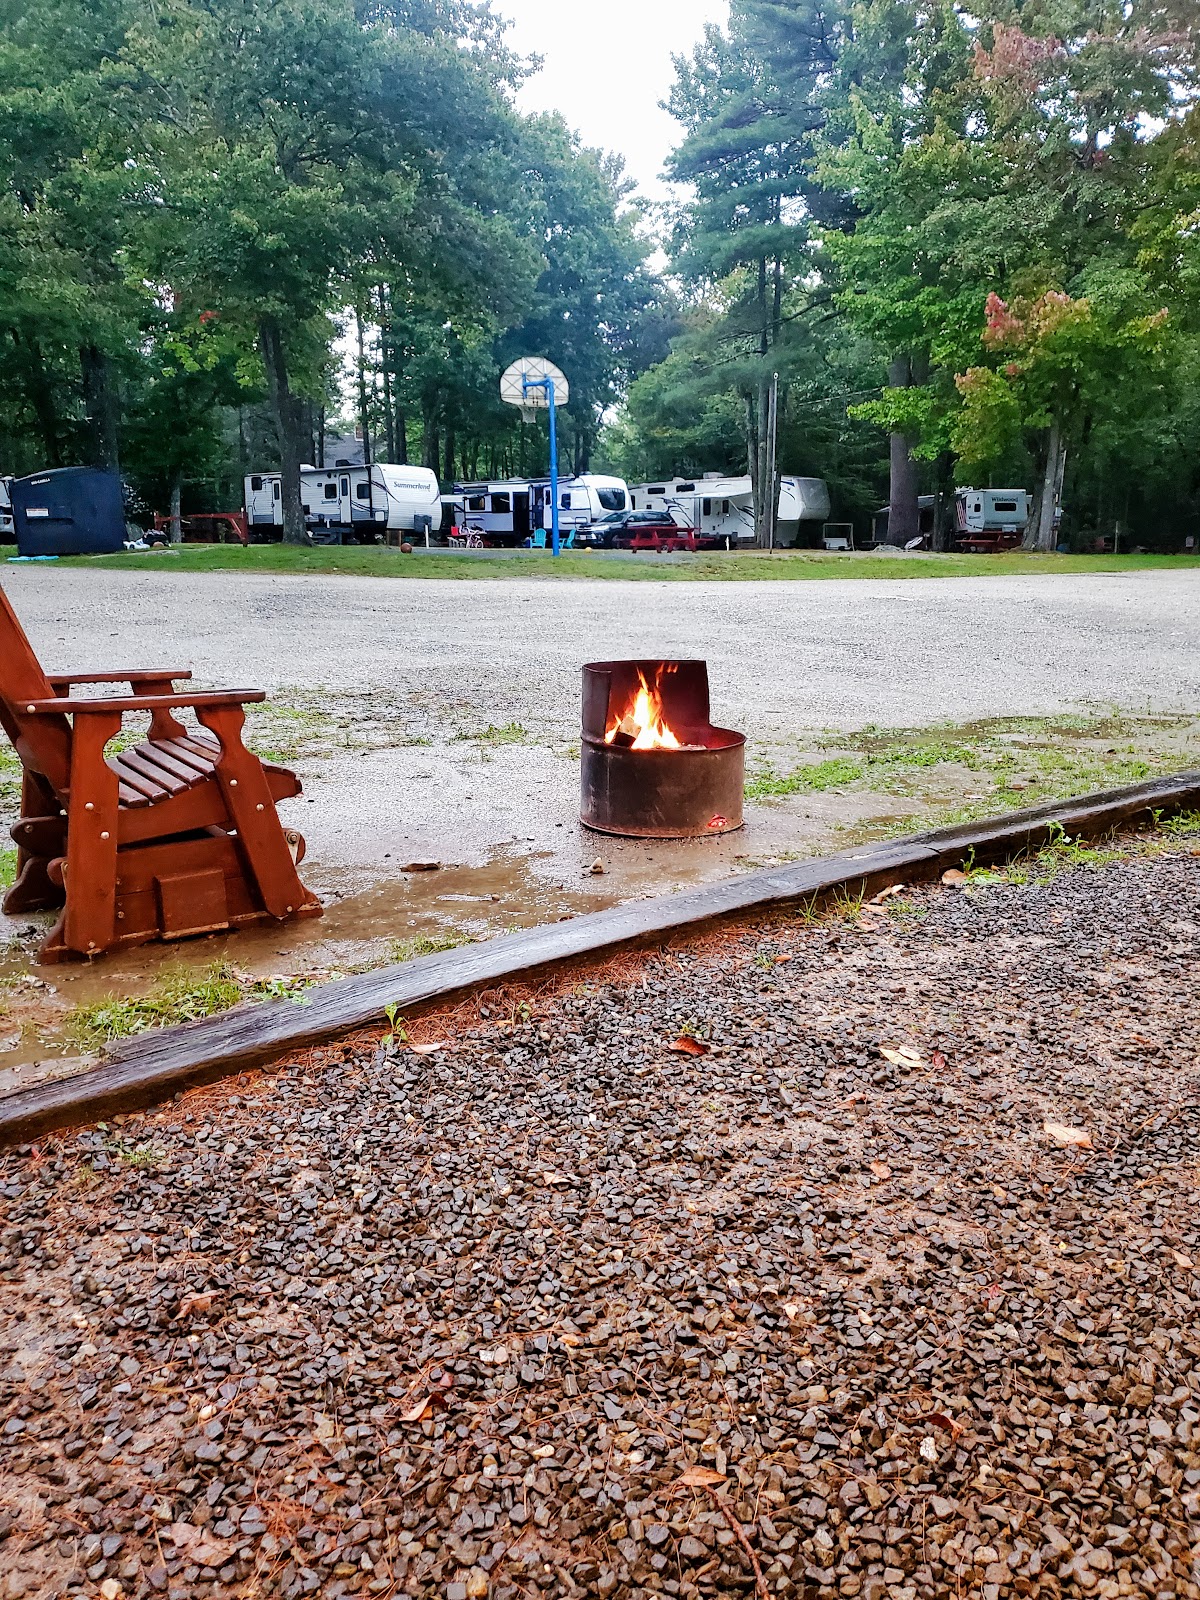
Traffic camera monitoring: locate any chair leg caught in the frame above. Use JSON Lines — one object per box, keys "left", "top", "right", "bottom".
{"left": 4, "top": 770, "right": 66, "bottom": 913}
{"left": 197, "top": 706, "right": 321, "bottom": 922}
{"left": 62, "top": 710, "right": 122, "bottom": 958}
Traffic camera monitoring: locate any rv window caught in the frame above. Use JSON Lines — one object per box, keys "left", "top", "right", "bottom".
{"left": 467, "top": 496, "right": 486, "bottom": 512}
{"left": 561, "top": 493, "right": 572, "bottom": 510}
{"left": 993, "top": 499, "right": 1018, "bottom": 512}
{"left": 722, "top": 501, "right": 730, "bottom": 515}
{"left": 250, "top": 476, "right": 263, "bottom": 492}
{"left": 677, "top": 482, "right": 695, "bottom": 493}
{"left": 323, "top": 484, "right": 338, "bottom": 500}
{"left": 272, "top": 481, "right": 281, "bottom": 500}
{"left": 648, "top": 487, "right": 666, "bottom": 497}
{"left": 702, "top": 499, "right": 712, "bottom": 517}
{"left": 596, "top": 488, "right": 625, "bottom": 511}
{"left": 340, "top": 478, "right": 349, "bottom": 496}
{"left": 490, "top": 493, "right": 511, "bottom": 514}
{"left": 356, "top": 482, "right": 371, "bottom": 499}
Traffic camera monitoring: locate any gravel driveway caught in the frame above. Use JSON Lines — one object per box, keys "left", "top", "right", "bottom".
{"left": 5, "top": 567, "right": 1200, "bottom": 883}
{"left": 1, "top": 842, "right": 1199, "bottom": 1599}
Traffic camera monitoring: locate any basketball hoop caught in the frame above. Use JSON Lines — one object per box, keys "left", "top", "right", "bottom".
{"left": 500, "top": 357, "right": 571, "bottom": 557}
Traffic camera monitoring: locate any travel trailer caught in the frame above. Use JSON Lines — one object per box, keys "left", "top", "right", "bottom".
{"left": 448, "top": 474, "right": 630, "bottom": 545}
{"left": 629, "top": 474, "right": 831, "bottom": 546}
{"left": 956, "top": 488, "right": 1029, "bottom": 537}
{"left": 244, "top": 464, "right": 442, "bottom": 541}
{"left": 0, "top": 476, "right": 12, "bottom": 540}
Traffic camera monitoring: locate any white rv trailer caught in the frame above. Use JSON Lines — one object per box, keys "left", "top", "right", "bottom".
{"left": 244, "top": 464, "right": 442, "bottom": 541}
{"left": 450, "top": 474, "right": 630, "bottom": 545}
{"left": 956, "top": 488, "right": 1029, "bottom": 537}
{"left": 629, "top": 474, "right": 831, "bottom": 545}
{"left": 0, "top": 476, "right": 12, "bottom": 540}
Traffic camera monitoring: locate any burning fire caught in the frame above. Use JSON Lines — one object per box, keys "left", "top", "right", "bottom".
{"left": 605, "top": 667, "right": 682, "bottom": 751}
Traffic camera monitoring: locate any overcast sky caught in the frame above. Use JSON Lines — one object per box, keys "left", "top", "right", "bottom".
{"left": 498, "top": 0, "right": 730, "bottom": 201}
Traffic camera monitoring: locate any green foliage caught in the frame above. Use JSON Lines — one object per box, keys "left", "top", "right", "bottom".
{"left": 388, "top": 929, "right": 475, "bottom": 963}
{"left": 67, "top": 960, "right": 313, "bottom": 1049}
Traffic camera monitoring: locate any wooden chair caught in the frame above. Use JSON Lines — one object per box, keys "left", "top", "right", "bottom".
{"left": 0, "top": 582, "right": 321, "bottom": 962}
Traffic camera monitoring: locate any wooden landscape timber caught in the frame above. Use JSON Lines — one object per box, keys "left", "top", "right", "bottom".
{"left": 1, "top": 769, "right": 1199, "bottom": 1147}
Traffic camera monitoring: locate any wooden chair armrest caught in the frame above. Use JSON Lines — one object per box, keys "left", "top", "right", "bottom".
{"left": 47, "top": 670, "right": 194, "bottom": 687}
{"left": 22, "top": 690, "right": 267, "bottom": 714}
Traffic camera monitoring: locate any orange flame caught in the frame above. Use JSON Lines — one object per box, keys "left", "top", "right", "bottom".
{"left": 605, "top": 668, "right": 682, "bottom": 751}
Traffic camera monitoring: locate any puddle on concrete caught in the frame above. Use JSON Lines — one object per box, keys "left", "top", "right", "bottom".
{"left": 0, "top": 778, "right": 985, "bottom": 1095}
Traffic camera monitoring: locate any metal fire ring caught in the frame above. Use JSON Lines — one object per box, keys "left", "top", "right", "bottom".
{"left": 580, "top": 660, "right": 746, "bottom": 839}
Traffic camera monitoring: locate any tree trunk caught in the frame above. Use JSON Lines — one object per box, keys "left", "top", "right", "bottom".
{"left": 443, "top": 422, "right": 456, "bottom": 487}
{"left": 15, "top": 332, "right": 63, "bottom": 465}
{"left": 932, "top": 450, "right": 955, "bottom": 552}
{"left": 169, "top": 471, "right": 183, "bottom": 544}
{"left": 258, "top": 316, "right": 307, "bottom": 545}
{"left": 885, "top": 356, "right": 919, "bottom": 546}
{"left": 355, "top": 311, "right": 373, "bottom": 467}
{"left": 421, "top": 400, "right": 439, "bottom": 473}
{"left": 1035, "top": 415, "right": 1063, "bottom": 551}
{"left": 755, "top": 374, "right": 772, "bottom": 546}
{"left": 745, "top": 391, "right": 760, "bottom": 539}
{"left": 80, "top": 345, "right": 120, "bottom": 472}
{"left": 396, "top": 407, "right": 408, "bottom": 465}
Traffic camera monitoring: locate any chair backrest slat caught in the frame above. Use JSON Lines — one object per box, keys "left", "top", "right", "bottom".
{"left": 0, "top": 584, "right": 71, "bottom": 794}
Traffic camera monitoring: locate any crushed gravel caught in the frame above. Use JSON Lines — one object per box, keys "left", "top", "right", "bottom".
{"left": 2, "top": 844, "right": 1200, "bottom": 1600}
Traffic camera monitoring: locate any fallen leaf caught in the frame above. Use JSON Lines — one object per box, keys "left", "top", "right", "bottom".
{"left": 312, "top": 1413, "right": 337, "bottom": 1444}
{"left": 869, "top": 1160, "right": 892, "bottom": 1181}
{"left": 1044, "top": 1121, "right": 1094, "bottom": 1150}
{"left": 399, "top": 1396, "right": 432, "bottom": 1424}
{"left": 167, "top": 1523, "right": 234, "bottom": 1567}
{"left": 774, "top": 954, "right": 792, "bottom": 964}
{"left": 409, "top": 1041, "right": 447, "bottom": 1056}
{"left": 931, "top": 1050, "right": 947, "bottom": 1070}
{"left": 669, "top": 1035, "right": 710, "bottom": 1057}
{"left": 781, "top": 1301, "right": 802, "bottom": 1320}
{"left": 926, "top": 1412, "right": 962, "bottom": 1436}
{"left": 869, "top": 883, "right": 908, "bottom": 905}
{"left": 176, "top": 1293, "right": 215, "bottom": 1319}
{"left": 880, "top": 1045, "right": 927, "bottom": 1069}
{"left": 540, "top": 1171, "right": 572, "bottom": 1187}
{"left": 1170, "top": 1248, "right": 1194, "bottom": 1270}
{"left": 941, "top": 869, "right": 968, "bottom": 885}
{"left": 675, "top": 1464, "right": 728, "bottom": 1489}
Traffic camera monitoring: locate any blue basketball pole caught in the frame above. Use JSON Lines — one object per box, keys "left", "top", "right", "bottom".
{"left": 524, "top": 375, "right": 561, "bottom": 557}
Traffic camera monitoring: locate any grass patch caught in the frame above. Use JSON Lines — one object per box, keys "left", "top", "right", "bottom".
{"left": 0, "top": 848, "right": 15, "bottom": 894}
{"left": 46, "top": 543, "right": 1200, "bottom": 584}
{"left": 389, "top": 930, "right": 476, "bottom": 965}
{"left": 757, "top": 711, "right": 1200, "bottom": 840}
{"left": 747, "top": 757, "right": 865, "bottom": 798}
{"left": 454, "top": 722, "right": 527, "bottom": 747}
{"left": 67, "top": 960, "right": 313, "bottom": 1050}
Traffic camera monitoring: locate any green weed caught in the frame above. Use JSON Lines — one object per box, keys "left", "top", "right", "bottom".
{"left": 747, "top": 758, "right": 865, "bottom": 798}
{"left": 388, "top": 929, "right": 475, "bottom": 965}
{"left": 454, "top": 722, "right": 527, "bottom": 747}
{"left": 67, "top": 961, "right": 314, "bottom": 1050}
{"left": 0, "top": 848, "right": 15, "bottom": 894}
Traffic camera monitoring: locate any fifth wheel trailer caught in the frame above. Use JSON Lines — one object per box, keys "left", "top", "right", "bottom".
{"left": 629, "top": 475, "right": 831, "bottom": 545}
{"left": 244, "top": 464, "right": 443, "bottom": 542}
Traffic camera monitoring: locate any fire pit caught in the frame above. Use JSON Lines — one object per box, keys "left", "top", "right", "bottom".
{"left": 580, "top": 660, "right": 745, "bottom": 838}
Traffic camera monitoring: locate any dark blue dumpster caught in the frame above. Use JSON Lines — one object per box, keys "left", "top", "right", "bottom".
{"left": 11, "top": 468, "right": 125, "bottom": 557}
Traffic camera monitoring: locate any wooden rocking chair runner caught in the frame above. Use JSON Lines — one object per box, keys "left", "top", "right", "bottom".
{"left": 0, "top": 583, "right": 322, "bottom": 962}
